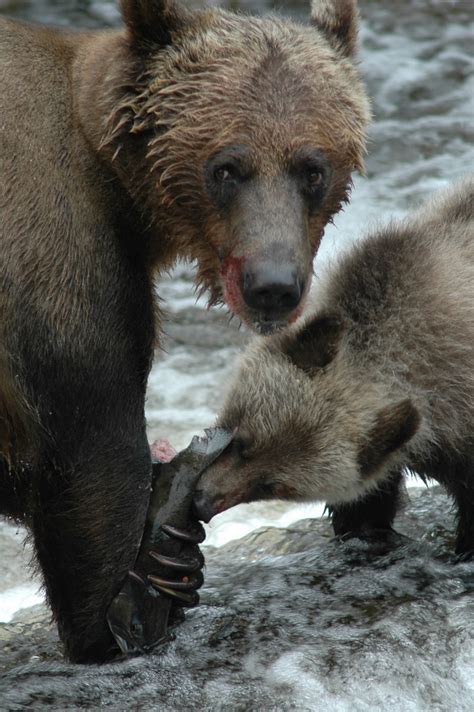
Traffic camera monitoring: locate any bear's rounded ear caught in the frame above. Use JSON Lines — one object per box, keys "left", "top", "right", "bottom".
{"left": 310, "top": 0, "right": 360, "bottom": 58}
{"left": 358, "top": 399, "right": 421, "bottom": 478}
{"left": 282, "top": 315, "right": 345, "bottom": 373}
{"left": 121, "top": 0, "right": 193, "bottom": 52}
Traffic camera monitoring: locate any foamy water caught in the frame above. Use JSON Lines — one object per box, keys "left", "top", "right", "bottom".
{"left": 0, "top": 0, "right": 472, "bottom": 680}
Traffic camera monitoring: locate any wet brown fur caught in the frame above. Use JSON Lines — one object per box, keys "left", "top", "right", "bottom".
{"left": 196, "top": 178, "right": 474, "bottom": 556}
{"left": 84, "top": 1, "right": 370, "bottom": 302}
{"left": 0, "top": 0, "right": 369, "bottom": 661}
{"left": 0, "top": 346, "right": 38, "bottom": 467}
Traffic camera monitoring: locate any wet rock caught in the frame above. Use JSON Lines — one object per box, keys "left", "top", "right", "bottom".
{"left": 1, "top": 488, "right": 473, "bottom": 711}
{"left": 1, "top": 0, "right": 473, "bottom": 708}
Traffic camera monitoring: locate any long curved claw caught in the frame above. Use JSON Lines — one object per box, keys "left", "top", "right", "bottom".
{"left": 129, "top": 570, "right": 146, "bottom": 585}
{"left": 161, "top": 523, "right": 205, "bottom": 544}
{"left": 148, "top": 550, "right": 203, "bottom": 571}
{"left": 148, "top": 580, "right": 200, "bottom": 606}
{"left": 148, "top": 571, "right": 203, "bottom": 591}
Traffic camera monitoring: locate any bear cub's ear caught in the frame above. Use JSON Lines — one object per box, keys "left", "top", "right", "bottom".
{"left": 121, "top": 0, "right": 193, "bottom": 52}
{"left": 310, "top": 0, "right": 360, "bottom": 58}
{"left": 358, "top": 399, "right": 421, "bottom": 478}
{"left": 282, "top": 315, "right": 344, "bottom": 373}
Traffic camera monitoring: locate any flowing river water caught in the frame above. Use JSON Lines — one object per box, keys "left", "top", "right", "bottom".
{"left": 0, "top": 1, "right": 473, "bottom": 706}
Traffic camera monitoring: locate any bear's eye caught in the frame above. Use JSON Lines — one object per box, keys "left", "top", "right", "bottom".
{"left": 290, "top": 147, "right": 331, "bottom": 212}
{"left": 205, "top": 144, "right": 252, "bottom": 210}
{"left": 300, "top": 162, "right": 326, "bottom": 195}
{"left": 214, "top": 164, "right": 239, "bottom": 184}
{"left": 305, "top": 168, "right": 324, "bottom": 189}
{"left": 249, "top": 481, "right": 276, "bottom": 499}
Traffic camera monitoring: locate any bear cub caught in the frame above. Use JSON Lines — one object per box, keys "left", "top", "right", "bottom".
{"left": 194, "top": 178, "right": 474, "bottom": 558}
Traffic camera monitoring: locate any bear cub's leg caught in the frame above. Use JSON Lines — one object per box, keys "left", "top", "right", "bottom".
{"left": 438, "top": 453, "right": 474, "bottom": 560}
{"left": 328, "top": 470, "right": 407, "bottom": 548}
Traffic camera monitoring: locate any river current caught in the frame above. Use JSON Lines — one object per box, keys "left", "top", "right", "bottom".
{"left": 0, "top": 1, "right": 473, "bottom": 706}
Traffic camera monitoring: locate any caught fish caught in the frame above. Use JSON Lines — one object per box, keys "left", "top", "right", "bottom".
{"left": 107, "top": 427, "right": 233, "bottom": 656}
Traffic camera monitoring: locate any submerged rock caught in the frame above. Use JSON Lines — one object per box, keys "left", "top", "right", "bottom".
{"left": 1, "top": 487, "right": 473, "bottom": 711}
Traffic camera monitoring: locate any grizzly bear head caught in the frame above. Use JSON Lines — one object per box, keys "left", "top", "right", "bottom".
{"left": 103, "top": 0, "right": 370, "bottom": 332}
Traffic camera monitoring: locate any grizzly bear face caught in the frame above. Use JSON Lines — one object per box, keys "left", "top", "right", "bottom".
{"left": 102, "top": 0, "right": 370, "bottom": 332}
{"left": 193, "top": 315, "right": 420, "bottom": 521}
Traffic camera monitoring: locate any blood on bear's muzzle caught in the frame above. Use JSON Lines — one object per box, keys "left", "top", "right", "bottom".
{"left": 220, "top": 254, "right": 309, "bottom": 333}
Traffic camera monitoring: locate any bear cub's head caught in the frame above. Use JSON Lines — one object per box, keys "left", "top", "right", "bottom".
{"left": 193, "top": 315, "right": 421, "bottom": 521}
{"left": 106, "top": 0, "right": 370, "bottom": 332}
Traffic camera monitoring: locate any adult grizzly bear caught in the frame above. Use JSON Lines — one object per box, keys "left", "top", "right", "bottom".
{"left": 0, "top": 0, "right": 369, "bottom": 661}
{"left": 194, "top": 179, "right": 474, "bottom": 558}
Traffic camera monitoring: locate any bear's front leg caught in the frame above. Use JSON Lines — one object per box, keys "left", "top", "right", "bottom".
{"left": 30, "top": 421, "right": 153, "bottom": 663}
{"left": 328, "top": 470, "right": 406, "bottom": 549}
{"left": 13, "top": 318, "right": 159, "bottom": 662}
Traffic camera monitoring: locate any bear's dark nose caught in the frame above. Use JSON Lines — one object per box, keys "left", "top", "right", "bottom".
{"left": 192, "top": 489, "right": 217, "bottom": 524}
{"left": 241, "top": 262, "right": 303, "bottom": 316}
